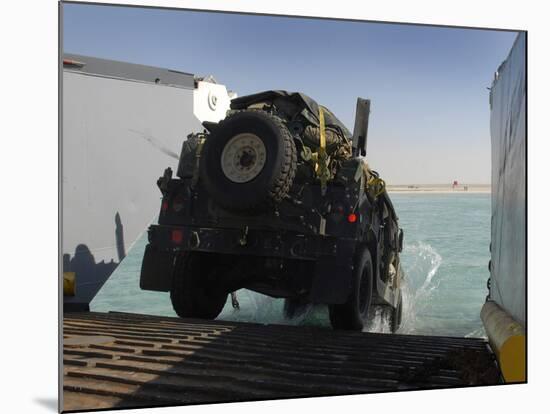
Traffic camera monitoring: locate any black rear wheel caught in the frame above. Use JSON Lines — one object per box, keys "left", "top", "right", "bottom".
{"left": 329, "top": 249, "right": 374, "bottom": 331}
{"left": 170, "top": 253, "right": 228, "bottom": 320}
{"left": 283, "top": 298, "right": 310, "bottom": 319}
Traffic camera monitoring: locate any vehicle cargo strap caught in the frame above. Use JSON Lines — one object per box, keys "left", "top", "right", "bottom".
{"left": 315, "top": 106, "right": 331, "bottom": 195}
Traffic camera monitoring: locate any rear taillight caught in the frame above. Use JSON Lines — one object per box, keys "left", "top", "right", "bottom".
{"left": 161, "top": 200, "right": 169, "bottom": 212}
{"left": 171, "top": 230, "right": 183, "bottom": 244}
{"left": 347, "top": 213, "right": 358, "bottom": 223}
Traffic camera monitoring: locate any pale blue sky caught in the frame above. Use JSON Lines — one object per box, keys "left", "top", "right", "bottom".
{"left": 63, "top": 3, "right": 518, "bottom": 184}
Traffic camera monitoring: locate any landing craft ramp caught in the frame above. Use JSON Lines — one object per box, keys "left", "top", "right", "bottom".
{"left": 62, "top": 312, "right": 500, "bottom": 412}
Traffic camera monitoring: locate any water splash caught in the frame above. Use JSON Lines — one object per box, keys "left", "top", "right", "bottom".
{"left": 398, "top": 241, "right": 442, "bottom": 334}
{"left": 360, "top": 242, "right": 442, "bottom": 334}
{"left": 364, "top": 307, "right": 392, "bottom": 334}
{"left": 219, "top": 241, "right": 444, "bottom": 335}
{"left": 219, "top": 289, "right": 331, "bottom": 327}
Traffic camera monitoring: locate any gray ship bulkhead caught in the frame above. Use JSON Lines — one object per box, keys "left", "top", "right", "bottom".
{"left": 62, "top": 54, "right": 207, "bottom": 309}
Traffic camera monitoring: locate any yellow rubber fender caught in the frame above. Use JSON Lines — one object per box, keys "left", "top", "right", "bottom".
{"left": 480, "top": 300, "right": 526, "bottom": 382}
{"left": 63, "top": 272, "right": 76, "bottom": 296}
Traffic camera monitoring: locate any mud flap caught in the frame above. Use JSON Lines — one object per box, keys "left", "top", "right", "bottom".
{"left": 310, "top": 255, "right": 354, "bottom": 304}
{"left": 139, "top": 244, "right": 177, "bottom": 292}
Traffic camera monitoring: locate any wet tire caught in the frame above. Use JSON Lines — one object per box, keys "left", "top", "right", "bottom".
{"left": 283, "top": 298, "right": 309, "bottom": 319}
{"left": 390, "top": 290, "right": 403, "bottom": 333}
{"left": 329, "top": 249, "right": 374, "bottom": 331}
{"left": 199, "top": 110, "right": 297, "bottom": 212}
{"left": 170, "top": 253, "right": 228, "bottom": 320}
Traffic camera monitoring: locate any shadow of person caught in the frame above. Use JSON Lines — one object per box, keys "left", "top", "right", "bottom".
{"left": 63, "top": 212, "right": 127, "bottom": 309}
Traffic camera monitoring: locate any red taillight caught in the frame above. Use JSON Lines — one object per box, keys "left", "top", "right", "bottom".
{"left": 161, "top": 200, "right": 169, "bottom": 212}
{"left": 171, "top": 229, "right": 183, "bottom": 244}
{"left": 347, "top": 213, "right": 358, "bottom": 223}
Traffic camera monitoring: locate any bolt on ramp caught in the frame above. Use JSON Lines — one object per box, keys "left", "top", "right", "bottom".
{"left": 62, "top": 311, "right": 501, "bottom": 412}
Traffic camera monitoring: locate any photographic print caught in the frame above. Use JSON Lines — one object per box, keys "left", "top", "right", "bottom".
{"left": 60, "top": 2, "right": 526, "bottom": 412}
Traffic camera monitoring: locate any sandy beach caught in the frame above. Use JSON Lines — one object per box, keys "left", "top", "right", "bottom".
{"left": 386, "top": 184, "right": 491, "bottom": 194}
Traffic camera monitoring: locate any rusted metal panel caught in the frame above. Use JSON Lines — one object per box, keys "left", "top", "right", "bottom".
{"left": 63, "top": 312, "right": 501, "bottom": 412}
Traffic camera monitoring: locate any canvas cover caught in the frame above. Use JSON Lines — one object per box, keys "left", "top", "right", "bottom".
{"left": 231, "top": 90, "right": 352, "bottom": 139}
{"left": 489, "top": 33, "right": 526, "bottom": 327}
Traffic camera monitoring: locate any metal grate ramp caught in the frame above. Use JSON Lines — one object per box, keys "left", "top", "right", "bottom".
{"left": 62, "top": 311, "right": 501, "bottom": 412}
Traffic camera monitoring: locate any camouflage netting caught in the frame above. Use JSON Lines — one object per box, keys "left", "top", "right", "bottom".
{"left": 302, "top": 124, "right": 352, "bottom": 160}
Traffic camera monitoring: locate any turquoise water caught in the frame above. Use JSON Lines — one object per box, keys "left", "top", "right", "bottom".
{"left": 91, "top": 193, "right": 491, "bottom": 338}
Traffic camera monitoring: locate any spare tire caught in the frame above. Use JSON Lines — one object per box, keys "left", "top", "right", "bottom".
{"left": 199, "top": 110, "right": 297, "bottom": 212}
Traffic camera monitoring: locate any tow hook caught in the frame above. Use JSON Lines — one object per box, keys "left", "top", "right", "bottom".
{"left": 238, "top": 226, "right": 249, "bottom": 246}
{"left": 231, "top": 292, "right": 240, "bottom": 310}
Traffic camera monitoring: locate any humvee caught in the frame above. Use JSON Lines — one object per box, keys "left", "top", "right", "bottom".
{"left": 140, "top": 90, "right": 404, "bottom": 331}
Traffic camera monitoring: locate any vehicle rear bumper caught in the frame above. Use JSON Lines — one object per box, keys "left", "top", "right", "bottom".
{"left": 140, "top": 224, "right": 356, "bottom": 304}
{"left": 147, "top": 224, "right": 342, "bottom": 260}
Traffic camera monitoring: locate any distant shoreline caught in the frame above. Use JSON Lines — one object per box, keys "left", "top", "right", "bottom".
{"left": 386, "top": 184, "right": 491, "bottom": 194}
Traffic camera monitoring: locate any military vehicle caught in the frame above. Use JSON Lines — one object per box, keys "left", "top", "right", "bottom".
{"left": 140, "top": 90, "right": 404, "bottom": 331}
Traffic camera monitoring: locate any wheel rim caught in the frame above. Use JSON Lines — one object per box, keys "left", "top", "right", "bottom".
{"left": 221, "top": 133, "right": 267, "bottom": 183}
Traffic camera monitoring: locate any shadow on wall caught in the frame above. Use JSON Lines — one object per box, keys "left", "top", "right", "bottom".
{"left": 63, "top": 212, "right": 127, "bottom": 311}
